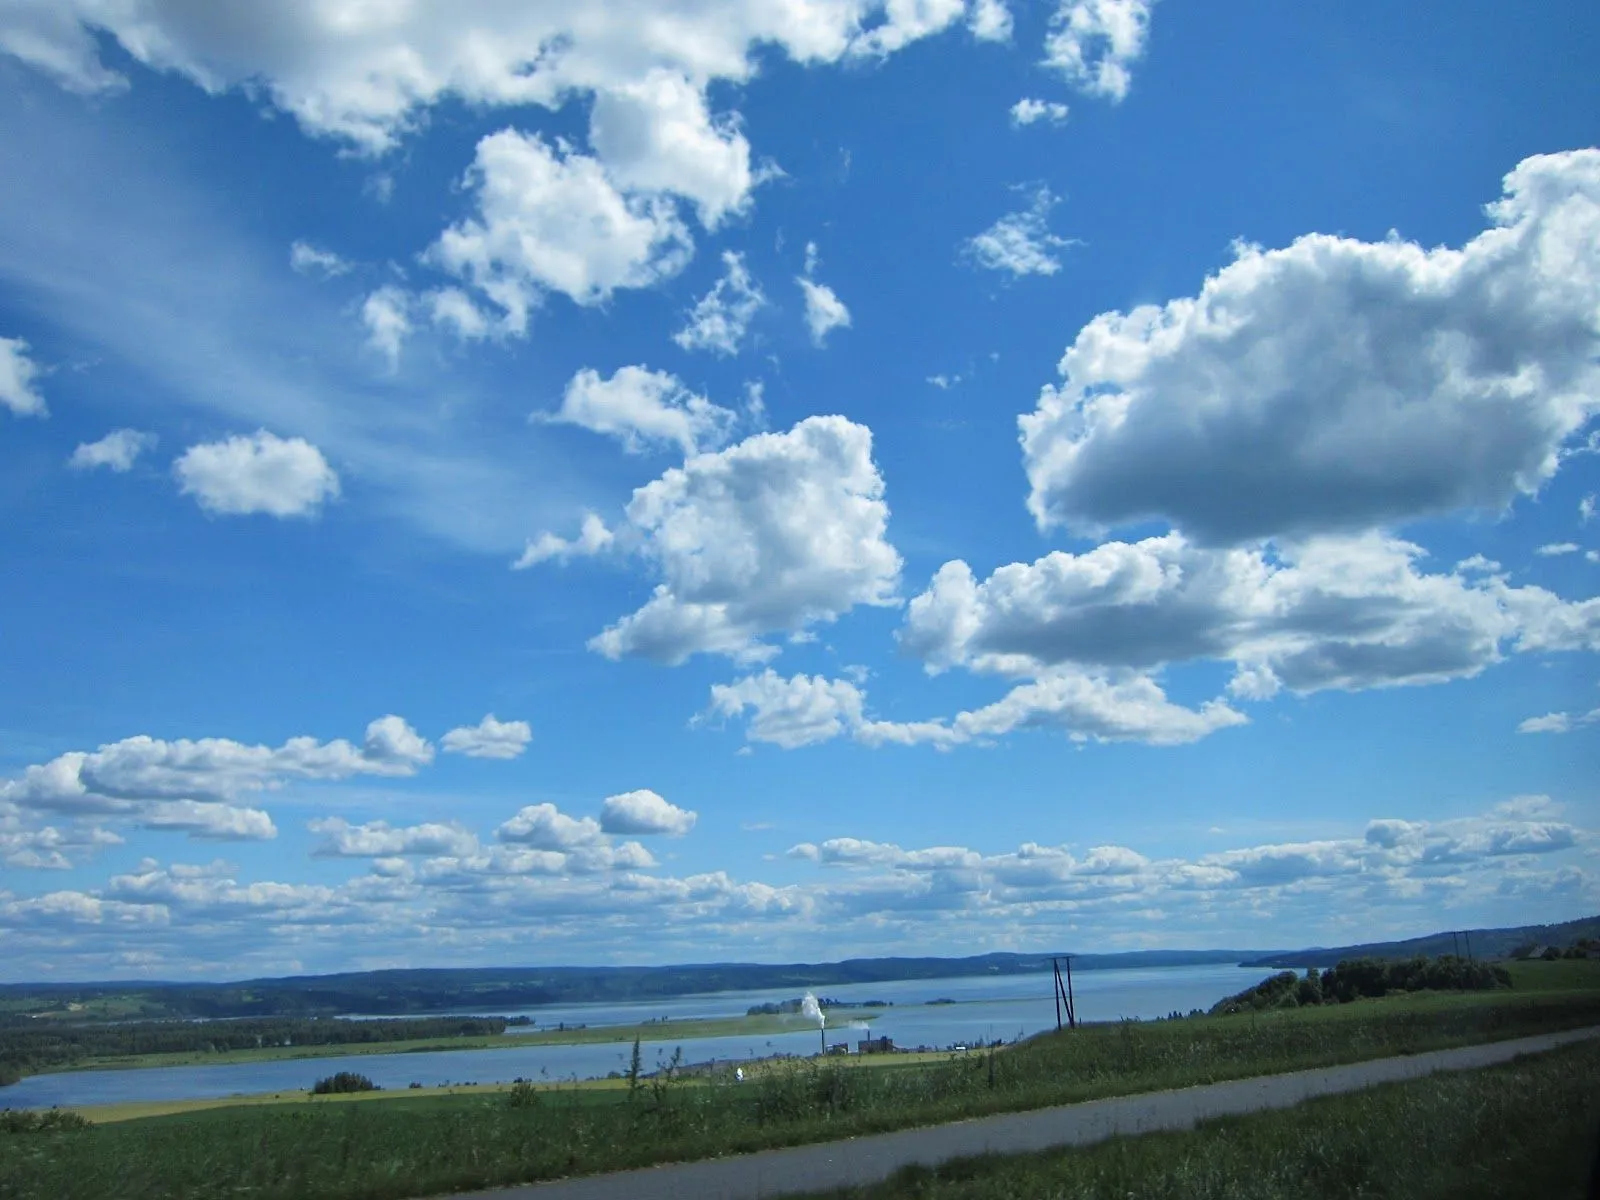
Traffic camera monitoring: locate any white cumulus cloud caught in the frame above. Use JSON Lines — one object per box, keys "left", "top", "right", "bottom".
{"left": 599, "top": 790, "right": 697, "bottom": 836}
{"left": 496, "top": 803, "right": 604, "bottom": 850}
{"left": 965, "top": 186, "right": 1074, "bottom": 277}
{"left": 441, "top": 714, "right": 533, "bottom": 760}
{"left": 0, "top": 335, "right": 46, "bottom": 417}
{"left": 798, "top": 278, "right": 852, "bottom": 346}
{"left": 290, "top": 240, "right": 350, "bottom": 278}
{"left": 513, "top": 514, "right": 617, "bottom": 569}
{"left": 173, "top": 430, "right": 340, "bottom": 518}
{"left": 1021, "top": 149, "right": 1600, "bottom": 544}
{"left": 429, "top": 131, "right": 692, "bottom": 334}
{"left": 902, "top": 532, "right": 1600, "bottom": 697}
{"left": 1010, "top": 98, "right": 1070, "bottom": 126}
{"left": 69, "top": 429, "right": 156, "bottom": 472}
{"left": 539, "top": 366, "right": 736, "bottom": 457}
{"left": 1042, "top": 0, "right": 1155, "bottom": 102}
{"left": 589, "top": 416, "right": 902, "bottom": 664}
{"left": 362, "top": 286, "right": 411, "bottom": 366}
{"left": 674, "top": 252, "right": 767, "bottom": 355}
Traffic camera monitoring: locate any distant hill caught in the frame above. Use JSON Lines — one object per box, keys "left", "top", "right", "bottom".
{"left": 0, "top": 949, "right": 1265, "bottom": 1020}
{"left": 1240, "top": 915, "right": 1600, "bottom": 970}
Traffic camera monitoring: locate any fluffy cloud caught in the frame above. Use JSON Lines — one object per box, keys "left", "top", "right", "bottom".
{"left": 674, "top": 252, "right": 767, "bottom": 355}
{"left": 599, "top": 790, "right": 697, "bottom": 836}
{"left": 140, "top": 801, "right": 277, "bottom": 841}
{"left": 1010, "top": 98, "right": 1070, "bottom": 126}
{"left": 949, "top": 671, "right": 1246, "bottom": 745}
{"left": 441, "top": 715, "right": 533, "bottom": 760}
{"left": 588, "top": 71, "right": 757, "bottom": 228}
{"left": 539, "top": 366, "right": 737, "bottom": 457}
{"left": 902, "top": 532, "right": 1600, "bottom": 697}
{"left": 969, "top": 0, "right": 1014, "bottom": 41}
{"left": 1042, "top": 0, "right": 1154, "bottom": 102}
{"left": 588, "top": 416, "right": 901, "bottom": 664}
{"left": 1021, "top": 150, "right": 1600, "bottom": 544}
{"left": 362, "top": 286, "right": 411, "bottom": 366}
{"left": 426, "top": 288, "right": 492, "bottom": 341}
{"left": 706, "top": 666, "right": 1238, "bottom": 749}
{"left": 69, "top": 429, "right": 156, "bottom": 472}
{"left": 0, "top": 796, "right": 1589, "bottom": 976}
{"left": 428, "top": 131, "right": 693, "bottom": 332}
{"left": 1536, "top": 543, "right": 1581, "bottom": 557}
{"left": 310, "top": 818, "right": 478, "bottom": 858}
{"left": 513, "top": 515, "right": 617, "bottom": 569}
{"left": 0, "top": 335, "right": 46, "bottom": 417}
{"left": 0, "top": 820, "right": 121, "bottom": 871}
{"left": 0, "top": 3, "right": 946, "bottom": 154}
{"left": 0, "top": 716, "right": 432, "bottom": 820}
{"left": 495, "top": 803, "right": 604, "bottom": 850}
{"left": 708, "top": 670, "right": 872, "bottom": 748}
{"left": 964, "top": 187, "right": 1074, "bottom": 276}
{"left": 289, "top": 241, "right": 350, "bottom": 278}
{"left": 1518, "top": 708, "right": 1600, "bottom": 734}
{"left": 798, "top": 278, "right": 852, "bottom": 346}
{"left": 174, "top": 430, "right": 340, "bottom": 518}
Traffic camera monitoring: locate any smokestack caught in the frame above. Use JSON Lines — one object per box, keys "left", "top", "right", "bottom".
{"left": 802, "top": 991, "right": 826, "bottom": 1053}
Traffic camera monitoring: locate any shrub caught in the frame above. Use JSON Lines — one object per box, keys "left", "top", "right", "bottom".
{"left": 311, "top": 1072, "right": 379, "bottom": 1095}
{"left": 1, "top": 1108, "right": 90, "bottom": 1134}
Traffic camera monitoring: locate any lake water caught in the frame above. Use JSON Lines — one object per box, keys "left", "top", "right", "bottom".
{"left": 1, "top": 962, "right": 1268, "bottom": 1110}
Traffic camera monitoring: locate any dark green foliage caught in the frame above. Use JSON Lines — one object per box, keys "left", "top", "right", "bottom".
{"left": 826, "top": 1038, "right": 1600, "bottom": 1199}
{"left": 0, "top": 1110, "right": 89, "bottom": 1134}
{"left": 1241, "top": 913, "right": 1600, "bottom": 969}
{"left": 505, "top": 1080, "right": 539, "bottom": 1109}
{"left": 626, "top": 1036, "right": 643, "bottom": 1101}
{"left": 1212, "top": 956, "right": 1510, "bottom": 1014}
{"left": 2, "top": 990, "right": 1596, "bottom": 1200}
{"left": 310, "top": 1072, "right": 378, "bottom": 1095}
{"left": 0, "top": 1015, "right": 511, "bottom": 1087}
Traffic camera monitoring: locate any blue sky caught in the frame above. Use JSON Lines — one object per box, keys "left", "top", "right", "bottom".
{"left": 0, "top": 2, "right": 1597, "bottom": 981}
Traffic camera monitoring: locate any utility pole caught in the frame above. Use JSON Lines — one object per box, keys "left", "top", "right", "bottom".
{"left": 1052, "top": 958, "right": 1063, "bottom": 1032}
{"left": 1451, "top": 932, "right": 1461, "bottom": 959}
{"left": 1064, "top": 956, "right": 1077, "bottom": 1030}
{"left": 1463, "top": 930, "right": 1473, "bottom": 962}
{"left": 1052, "top": 956, "right": 1078, "bottom": 1031}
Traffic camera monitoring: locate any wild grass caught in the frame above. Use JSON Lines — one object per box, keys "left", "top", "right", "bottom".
{"left": 2, "top": 986, "right": 1596, "bottom": 1200}
{"left": 820, "top": 1038, "right": 1600, "bottom": 1199}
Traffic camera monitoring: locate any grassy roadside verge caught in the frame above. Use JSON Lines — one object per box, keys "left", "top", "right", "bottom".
{"left": 814, "top": 1037, "right": 1600, "bottom": 1199}
{"left": 2, "top": 986, "right": 1598, "bottom": 1200}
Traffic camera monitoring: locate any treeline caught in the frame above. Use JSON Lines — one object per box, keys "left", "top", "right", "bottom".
{"left": 1511, "top": 937, "right": 1599, "bottom": 960}
{"left": 0, "top": 951, "right": 1260, "bottom": 1021}
{"left": 1242, "top": 914, "right": 1600, "bottom": 969}
{"left": 0, "top": 1016, "right": 513, "bottom": 1087}
{"left": 1212, "top": 956, "right": 1512, "bottom": 1015}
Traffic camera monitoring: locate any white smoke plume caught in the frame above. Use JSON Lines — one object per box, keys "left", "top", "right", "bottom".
{"left": 800, "top": 991, "right": 826, "bottom": 1029}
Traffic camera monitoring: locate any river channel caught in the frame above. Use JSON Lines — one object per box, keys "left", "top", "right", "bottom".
{"left": 2, "top": 962, "right": 1266, "bottom": 1109}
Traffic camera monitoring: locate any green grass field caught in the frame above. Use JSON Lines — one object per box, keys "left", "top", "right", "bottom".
{"left": 817, "top": 1037, "right": 1600, "bottom": 1199}
{"left": 3, "top": 979, "right": 1598, "bottom": 1200}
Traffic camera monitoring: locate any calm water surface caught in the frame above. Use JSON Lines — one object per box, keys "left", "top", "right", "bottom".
{"left": 1, "top": 962, "right": 1268, "bottom": 1109}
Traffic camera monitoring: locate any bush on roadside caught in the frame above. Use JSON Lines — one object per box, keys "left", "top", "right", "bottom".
{"left": 311, "top": 1072, "right": 378, "bottom": 1095}
{"left": 1, "top": 1108, "right": 90, "bottom": 1134}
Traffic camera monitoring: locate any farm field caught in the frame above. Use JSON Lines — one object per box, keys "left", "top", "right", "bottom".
{"left": 4, "top": 976, "right": 1598, "bottom": 1200}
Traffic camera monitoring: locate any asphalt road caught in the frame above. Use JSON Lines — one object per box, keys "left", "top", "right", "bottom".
{"left": 439, "top": 1025, "right": 1600, "bottom": 1200}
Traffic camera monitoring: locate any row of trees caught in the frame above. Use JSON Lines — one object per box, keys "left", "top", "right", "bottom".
{"left": 1211, "top": 956, "right": 1512, "bottom": 1015}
